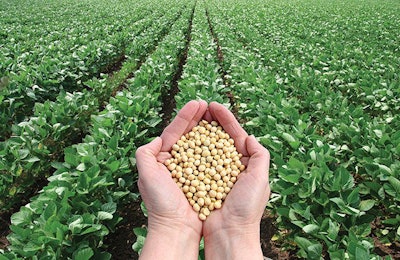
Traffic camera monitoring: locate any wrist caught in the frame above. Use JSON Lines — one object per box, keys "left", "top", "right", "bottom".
{"left": 203, "top": 224, "right": 263, "bottom": 260}
{"left": 140, "top": 217, "right": 201, "bottom": 260}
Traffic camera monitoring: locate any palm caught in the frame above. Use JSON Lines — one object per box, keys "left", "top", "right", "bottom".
{"left": 203, "top": 164, "right": 269, "bottom": 232}
{"left": 141, "top": 149, "right": 202, "bottom": 229}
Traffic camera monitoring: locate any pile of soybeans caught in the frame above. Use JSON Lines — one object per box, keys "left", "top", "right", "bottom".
{"left": 164, "top": 120, "right": 245, "bottom": 220}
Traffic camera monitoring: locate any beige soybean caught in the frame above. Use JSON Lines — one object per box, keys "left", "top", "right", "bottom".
{"left": 164, "top": 120, "right": 245, "bottom": 220}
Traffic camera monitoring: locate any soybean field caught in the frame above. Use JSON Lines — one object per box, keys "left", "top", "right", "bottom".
{"left": 0, "top": 0, "right": 399, "bottom": 258}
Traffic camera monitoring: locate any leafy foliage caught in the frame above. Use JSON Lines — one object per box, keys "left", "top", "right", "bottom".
{"left": 1, "top": 0, "right": 399, "bottom": 258}
{"left": 1, "top": 0, "right": 194, "bottom": 258}
{"left": 0, "top": 0, "right": 154, "bottom": 140}
{"left": 206, "top": 0, "right": 399, "bottom": 257}
{"left": 0, "top": 0, "right": 187, "bottom": 211}
{"left": 176, "top": 0, "right": 229, "bottom": 108}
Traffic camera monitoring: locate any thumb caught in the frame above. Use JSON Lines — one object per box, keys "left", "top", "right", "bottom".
{"left": 245, "top": 135, "right": 270, "bottom": 182}
{"left": 135, "top": 137, "right": 163, "bottom": 173}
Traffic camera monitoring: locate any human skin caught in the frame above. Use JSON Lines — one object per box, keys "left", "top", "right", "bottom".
{"left": 135, "top": 100, "right": 270, "bottom": 260}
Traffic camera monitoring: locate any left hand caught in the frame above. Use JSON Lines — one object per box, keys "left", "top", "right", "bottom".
{"left": 135, "top": 100, "right": 208, "bottom": 259}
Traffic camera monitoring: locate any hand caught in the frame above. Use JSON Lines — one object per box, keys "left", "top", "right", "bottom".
{"left": 202, "top": 102, "right": 271, "bottom": 260}
{"left": 135, "top": 100, "right": 208, "bottom": 260}
{"left": 136, "top": 101, "right": 271, "bottom": 260}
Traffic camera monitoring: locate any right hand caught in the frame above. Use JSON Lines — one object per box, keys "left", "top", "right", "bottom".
{"left": 202, "top": 102, "right": 271, "bottom": 260}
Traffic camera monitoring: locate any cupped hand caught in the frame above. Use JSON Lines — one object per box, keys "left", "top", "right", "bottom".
{"left": 202, "top": 102, "right": 271, "bottom": 244}
{"left": 136, "top": 100, "right": 270, "bottom": 259}
{"left": 135, "top": 100, "right": 207, "bottom": 242}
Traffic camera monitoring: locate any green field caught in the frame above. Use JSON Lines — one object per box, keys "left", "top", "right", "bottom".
{"left": 0, "top": 0, "right": 399, "bottom": 258}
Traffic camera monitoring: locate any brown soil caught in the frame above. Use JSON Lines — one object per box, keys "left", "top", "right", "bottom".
{"left": 159, "top": 3, "right": 195, "bottom": 131}
{"left": 204, "top": 8, "right": 240, "bottom": 120}
{"left": 261, "top": 211, "right": 290, "bottom": 260}
{"left": 101, "top": 53, "right": 127, "bottom": 76}
{"left": 373, "top": 235, "right": 400, "bottom": 259}
{"left": 104, "top": 199, "right": 146, "bottom": 259}
{"left": 0, "top": 211, "right": 11, "bottom": 250}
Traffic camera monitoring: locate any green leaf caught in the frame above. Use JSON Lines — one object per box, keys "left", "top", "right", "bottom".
{"left": 382, "top": 218, "right": 400, "bottom": 225}
{"left": 93, "top": 252, "right": 112, "bottom": 260}
{"left": 282, "top": 132, "right": 299, "bottom": 149}
{"left": 330, "top": 197, "right": 346, "bottom": 208}
{"left": 98, "top": 128, "right": 110, "bottom": 138}
{"left": 108, "top": 135, "right": 118, "bottom": 151}
{"left": 388, "top": 176, "right": 400, "bottom": 194}
{"left": 133, "top": 227, "right": 147, "bottom": 254}
{"left": 77, "top": 145, "right": 89, "bottom": 157}
{"left": 92, "top": 252, "right": 112, "bottom": 260}
{"left": 73, "top": 247, "right": 94, "bottom": 260}
{"left": 140, "top": 201, "right": 148, "bottom": 217}
{"left": 23, "top": 156, "right": 40, "bottom": 163}
{"left": 310, "top": 150, "right": 317, "bottom": 161}
{"left": 346, "top": 187, "right": 360, "bottom": 205}
{"left": 327, "top": 219, "right": 339, "bottom": 241}
{"left": 43, "top": 202, "right": 57, "bottom": 220}
{"left": 11, "top": 208, "right": 32, "bottom": 226}
{"left": 81, "top": 225, "right": 103, "bottom": 235}
{"left": 329, "top": 167, "right": 354, "bottom": 191}
{"left": 65, "top": 151, "right": 77, "bottom": 165}
{"left": 355, "top": 246, "right": 370, "bottom": 259}
{"left": 328, "top": 249, "right": 345, "bottom": 260}
{"left": 133, "top": 227, "right": 147, "bottom": 237}
{"left": 107, "top": 161, "right": 120, "bottom": 173}
{"left": 359, "top": 200, "right": 375, "bottom": 211}
{"left": 307, "top": 243, "right": 323, "bottom": 259}
{"left": 98, "top": 211, "right": 113, "bottom": 220}
{"left": 0, "top": 254, "right": 10, "bottom": 260}
{"left": 377, "top": 164, "right": 392, "bottom": 174}
{"left": 373, "top": 129, "right": 382, "bottom": 138}
{"left": 101, "top": 202, "right": 117, "bottom": 214}
{"left": 280, "top": 173, "right": 301, "bottom": 184}
{"left": 9, "top": 186, "right": 17, "bottom": 196}
{"left": 23, "top": 241, "right": 42, "bottom": 252}
{"left": 303, "top": 224, "right": 319, "bottom": 234}
{"left": 288, "top": 157, "right": 306, "bottom": 173}
{"left": 294, "top": 236, "right": 313, "bottom": 249}
{"left": 76, "top": 163, "right": 86, "bottom": 171}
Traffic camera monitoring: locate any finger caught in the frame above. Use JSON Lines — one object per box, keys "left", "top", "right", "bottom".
{"left": 208, "top": 102, "right": 249, "bottom": 156}
{"left": 135, "top": 137, "right": 163, "bottom": 175}
{"left": 156, "top": 151, "right": 172, "bottom": 163}
{"left": 245, "top": 135, "right": 270, "bottom": 182}
{"left": 188, "top": 100, "right": 208, "bottom": 132}
{"left": 160, "top": 100, "right": 208, "bottom": 152}
{"left": 203, "top": 109, "right": 213, "bottom": 122}
{"left": 240, "top": 156, "right": 249, "bottom": 166}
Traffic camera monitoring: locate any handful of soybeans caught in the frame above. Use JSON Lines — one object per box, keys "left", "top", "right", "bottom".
{"left": 164, "top": 120, "right": 245, "bottom": 221}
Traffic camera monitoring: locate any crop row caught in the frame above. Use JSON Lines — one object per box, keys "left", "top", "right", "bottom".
{"left": 175, "top": 0, "right": 229, "bottom": 109}
{"left": 206, "top": 0, "right": 399, "bottom": 258}
{"left": 133, "top": 1, "right": 237, "bottom": 257}
{"left": 1, "top": 1, "right": 195, "bottom": 258}
{"left": 0, "top": 2, "right": 186, "bottom": 211}
{"left": 1, "top": 0, "right": 399, "bottom": 258}
{"left": 133, "top": 1, "right": 271, "bottom": 255}
{"left": 0, "top": 0, "right": 165, "bottom": 140}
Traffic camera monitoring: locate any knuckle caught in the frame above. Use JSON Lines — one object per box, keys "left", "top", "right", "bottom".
{"left": 263, "top": 147, "right": 270, "bottom": 159}
{"left": 135, "top": 145, "right": 146, "bottom": 157}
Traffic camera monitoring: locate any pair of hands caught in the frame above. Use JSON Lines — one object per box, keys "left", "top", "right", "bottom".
{"left": 135, "top": 100, "right": 271, "bottom": 260}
